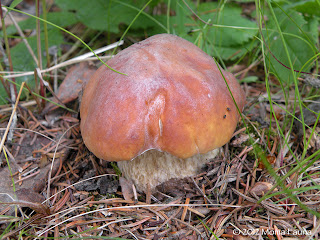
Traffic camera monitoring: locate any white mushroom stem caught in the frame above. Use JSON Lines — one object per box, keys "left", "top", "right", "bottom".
{"left": 117, "top": 148, "right": 220, "bottom": 192}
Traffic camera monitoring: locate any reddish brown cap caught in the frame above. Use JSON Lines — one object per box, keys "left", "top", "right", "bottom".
{"left": 80, "top": 34, "right": 245, "bottom": 161}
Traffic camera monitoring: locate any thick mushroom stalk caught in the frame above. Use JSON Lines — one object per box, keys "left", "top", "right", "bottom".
{"left": 80, "top": 34, "right": 245, "bottom": 192}
{"left": 117, "top": 149, "right": 219, "bottom": 191}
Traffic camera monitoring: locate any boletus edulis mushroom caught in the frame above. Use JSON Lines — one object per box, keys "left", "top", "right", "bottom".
{"left": 80, "top": 34, "right": 246, "bottom": 192}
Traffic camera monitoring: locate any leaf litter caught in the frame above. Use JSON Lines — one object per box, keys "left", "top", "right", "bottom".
{"left": 1, "top": 73, "right": 319, "bottom": 239}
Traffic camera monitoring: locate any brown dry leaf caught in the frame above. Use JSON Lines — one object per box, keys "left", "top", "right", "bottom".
{"left": 0, "top": 137, "right": 65, "bottom": 215}
{"left": 0, "top": 158, "right": 61, "bottom": 213}
{"left": 230, "top": 133, "right": 254, "bottom": 147}
{"left": 119, "top": 177, "right": 134, "bottom": 201}
{"left": 250, "top": 182, "right": 275, "bottom": 196}
{"left": 43, "top": 62, "right": 97, "bottom": 113}
{"left": 0, "top": 167, "right": 41, "bottom": 214}
{"left": 0, "top": 200, "right": 50, "bottom": 216}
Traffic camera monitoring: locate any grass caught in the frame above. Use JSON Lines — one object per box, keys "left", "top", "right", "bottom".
{"left": 0, "top": 0, "right": 320, "bottom": 239}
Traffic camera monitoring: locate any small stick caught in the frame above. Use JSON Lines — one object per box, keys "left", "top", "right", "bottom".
{"left": 4, "top": 7, "right": 38, "bottom": 65}
{"left": 2, "top": 41, "right": 124, "bottom": 79}
{"left": 14, "top": 170, "right": 40, "bottom": 184}
{"left": 181, "top": 197, "right": 190, "bottom": 221}
{"left": 0, "top": 82, "right": 25, "bottom": 155}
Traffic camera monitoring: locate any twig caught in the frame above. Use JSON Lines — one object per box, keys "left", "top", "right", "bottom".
{"left": 153, "top": 206, "right": 182, "bottom": 235}
{"left": 14, "top": 170, "right": 40, "bottom": 184}
{"left": 8, "top": 79, "right": 17, "bottom": 142}
{"left": 181, "top": 197, "right": 190, "bottom": 222}
{"left": 2, "top": 41, "right": 124, "bottom": 79}
{"left": 0, "top": 82, "right": 25, "bottom": 156}
{"left": 3, "top": 7, "right": 38, "bottom": 65}
{"left": 192, "top": 177, "right": 214, "bottom": 205}
{"left": 35, "top": 68, "right": 66, "bottom": 108}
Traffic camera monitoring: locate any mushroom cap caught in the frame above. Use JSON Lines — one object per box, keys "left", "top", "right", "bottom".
{"left": 80, "top": 34, "right": 245, "bottom": 161}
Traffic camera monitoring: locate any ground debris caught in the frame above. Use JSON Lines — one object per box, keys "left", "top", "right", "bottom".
{"left": 1, "top": 66, "right": 320, "bottom": 239}
{"left": 42, "top": 62, "right": 97, "bottom": 114}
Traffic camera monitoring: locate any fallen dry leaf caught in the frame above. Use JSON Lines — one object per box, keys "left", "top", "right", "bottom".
{"left": 0, "top": 134, "right": 66, "bottom": 215}
{"left": 119, "top": 177, "right": 134, "bottom": 201}
{"left": 230, "top": 133, "right": 254, "bottom": 147}
{"left": 43, "top": 62, "right": 97, "bottom": 113}
{"left": 250, "top": 182, "right": 275, "bottom": 196}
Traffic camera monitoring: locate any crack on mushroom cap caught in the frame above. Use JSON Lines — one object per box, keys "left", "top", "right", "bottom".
{"left": 158, "top": 118, "right": 163, "bottom": 136}
{"left": 144, "top": 92, "right": 166, "bottom": 150}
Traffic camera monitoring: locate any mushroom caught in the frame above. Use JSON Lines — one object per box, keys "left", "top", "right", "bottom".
{"left": 80, "top": 34, "right": 245, "bottom": 192}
